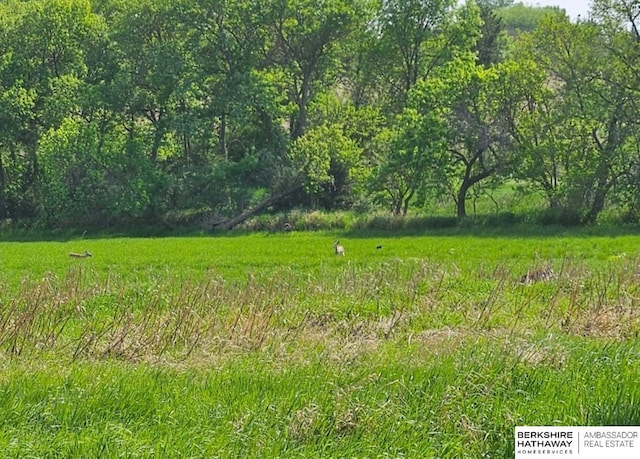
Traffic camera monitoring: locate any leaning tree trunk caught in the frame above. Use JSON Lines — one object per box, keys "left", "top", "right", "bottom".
{"left": 402, "top": 189, "right": 415, "bottom": 216}
{"left": 456, "top": 161, "right": 497, "bottom": 220}
{"left": 584, "top": 179, "right": 610, "bottom": 224}
{"left": 214, "top": 183, "right": 302, "bottom": 230}
{"left": 456, "top": 180, "right": 471, "bottom": 220}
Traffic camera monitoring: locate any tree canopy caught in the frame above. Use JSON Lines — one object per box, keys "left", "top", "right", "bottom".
{"left": 0, "top": 0, "right": 638, "bottom": 229}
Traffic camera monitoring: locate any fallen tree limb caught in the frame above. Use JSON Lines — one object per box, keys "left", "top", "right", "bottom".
{"left": 213, "top": 183, "right": 302, "bottom": 230}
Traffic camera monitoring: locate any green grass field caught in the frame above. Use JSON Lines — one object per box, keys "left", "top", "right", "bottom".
{"left": 0, "top": 229, "right": 639, "bottom": 457}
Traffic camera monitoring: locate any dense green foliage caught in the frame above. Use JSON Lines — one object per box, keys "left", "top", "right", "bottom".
{"left": 0, "top": 232, "right": 639, "bottom": 456}
{"left": 0, "top": 0, "right": 639, "bottom": 229}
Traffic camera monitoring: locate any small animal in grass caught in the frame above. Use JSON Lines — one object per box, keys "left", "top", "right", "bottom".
{"left": 376, "top": 245, "right": 383, "bottom": 250}
{"left": 69, "top": 250, "right": 92, "bottom": 259}
{"left": 334, "top": 241, "right": 345, "bottom": 256}
{"left": 519, "top": 268, "right": 554, "bottom": 285}
{"left": 283, "top": 222, "right": 292, "bottom": 232}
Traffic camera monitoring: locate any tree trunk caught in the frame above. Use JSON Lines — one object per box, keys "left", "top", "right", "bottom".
{"left": 584, "top": 181, "right": 609, "bottom": 224}
{"left": 392, "top": 194, "right": 402, "bottom": 216}
{"left": 455, "top": 162, "right": 497, "bottom": 220}
{"left": 386, "top": 186, "right": 403, "bottom": 216}
{"left": 402, "top": 189, "right": 415, "bottom": 216}
{"left": 583, "top": 117, "right": 618, "bottom": 223}
{"left": 456, "top": 180, "right": 471, "bottom": 220}
{"left": 148, "top": 109, "right": 165, "bottom": 162}
{"left": 292, "top": 75, "right": 311, "bottom": 140}
{"left": 219, "top": 113, "right": 228, "bottom": 159}
{"left": 214, "top": 183, "right": 302, "bottom": 230}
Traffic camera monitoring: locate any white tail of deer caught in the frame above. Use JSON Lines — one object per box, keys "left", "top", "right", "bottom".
{"left": 334, "top": 241, "right": 345, "bottom": 256}
{"left": 520, "top": 268, "right": 554, "bottom": 284}
{"left": 69, "top": 250, "right": 92, "bottom": 258}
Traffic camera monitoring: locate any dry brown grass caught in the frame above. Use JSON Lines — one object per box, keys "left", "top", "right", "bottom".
{"left": 0, "top": 257, "right": 639, "bottom": 364}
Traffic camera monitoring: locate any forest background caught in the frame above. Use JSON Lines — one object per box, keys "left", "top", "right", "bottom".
{"left": 0, "top": 0, "right": 639, "bottom": 232}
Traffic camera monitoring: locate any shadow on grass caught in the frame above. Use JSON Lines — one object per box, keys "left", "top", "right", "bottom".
{"left": 3, "top": 212, "right": 640, "bottom": 242}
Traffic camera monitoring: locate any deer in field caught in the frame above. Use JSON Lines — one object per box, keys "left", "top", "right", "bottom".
{"left": 519, "top": 267, "right": 554, "bottom": 285}
{"left": 334, "top": 241, "right": 345, "bottom": 256}
{"left": 69, "top": 250, "right": 92, "bottom": 258}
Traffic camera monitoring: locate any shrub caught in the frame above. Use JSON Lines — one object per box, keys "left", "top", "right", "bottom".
{"left": 536, "top": 207, "right": 582, "bottom": 226}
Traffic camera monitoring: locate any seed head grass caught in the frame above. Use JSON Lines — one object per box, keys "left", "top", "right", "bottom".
{"left": 0, "top": 231, "right": 639, "bottom": 456}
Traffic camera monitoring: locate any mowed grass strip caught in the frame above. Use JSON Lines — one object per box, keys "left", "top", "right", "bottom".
{"left": 0, "top": 231, "right": 639, "bottom": 457}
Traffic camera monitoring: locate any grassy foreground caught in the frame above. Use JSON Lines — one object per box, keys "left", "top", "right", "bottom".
{"left": 0, "top": 230, "right": 639, "bottom": 457}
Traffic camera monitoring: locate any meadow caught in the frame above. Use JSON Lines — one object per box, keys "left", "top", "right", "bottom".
{"left": 0, "top": 228, "right": 639, "bottom": 458}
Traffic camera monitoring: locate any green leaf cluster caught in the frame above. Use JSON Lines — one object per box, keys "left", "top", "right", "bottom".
{"left": 0, "top": 0, "right": 638, "bottom": 228}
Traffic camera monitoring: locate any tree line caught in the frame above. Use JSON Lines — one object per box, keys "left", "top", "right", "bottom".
{"left": 0, "top": 0, "right": 638, "bottom": 229}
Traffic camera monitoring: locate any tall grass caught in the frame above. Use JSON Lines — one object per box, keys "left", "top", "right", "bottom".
{"left": 0, "top": 232, "right": 639, "bottom": 457}
{"left": 0, "top": 254, "right": 638, "bottom": 360}
{"left": 0, "top": 339, "right": 637, "bottom": 457}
